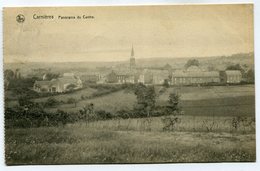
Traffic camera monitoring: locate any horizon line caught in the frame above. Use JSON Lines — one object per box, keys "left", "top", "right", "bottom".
{"left": 4, "top": 51, "right": 254, "bottom": 64}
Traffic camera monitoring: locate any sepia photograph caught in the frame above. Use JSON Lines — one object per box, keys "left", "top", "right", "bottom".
{"left": 3, "top": 4, "right": 255, "bottom": 165}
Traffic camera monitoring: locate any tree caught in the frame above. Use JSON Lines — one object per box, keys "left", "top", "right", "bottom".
{"left": 226, "top": 64, "right": 243, "bottom": 70}
{"left": 167, "top": 92, "right": 181, "bottom": 113}
{"left": 67, "top": 97, "right": 77, "bottom": 107}
{"left": 145, "top": 86, "right": 156, "bottom": 117}
{"left": 161, "top": 92, "right": 182, "bottom": 131}
{"left": 79, "top": 103, "right": 95, "bottom": 123}
{"left": 134, "top": 83, "right": 156, "bottom": 117}
{"left": 185, "top": 59, "right": 199, "bottom": 68}
{"left": 134, "top": 83, "right": 147, "bottom": 105}
{"left": 45, "top": 97, "right": 59, "bottom": 107}
{"left": 163, "top": 79, "right": 170, "bottom": 88}
{"left": 18, "top": 96, "right": 33, "bottom": 107}
{"left": 246, "top": 69, "right": 254, "bottom": 83}
{"left": 14, "top": 69, "right": 21, "bottom": 79}
{"left": 4, "top": 69, "right": 14, "bottom": 80}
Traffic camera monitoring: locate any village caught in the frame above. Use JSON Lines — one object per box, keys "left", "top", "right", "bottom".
{"left": 31, "top": 46, "right": 245, "bottom": 93}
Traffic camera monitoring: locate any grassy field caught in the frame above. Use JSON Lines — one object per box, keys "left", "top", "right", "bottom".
{"left": 43, "top": 85, "right": 255, "bottom": 117}
{"left": 33, "top": 87, "right": 98, "bottom": 103}
{"left": 6, "top": 85, "right": 255, "bottom": 116}
{"left": 158, "top": 85, "right": 255, "bottom": 101}
{"left": 5, "top": 115, "right": 255, "bottom": 164}
{"left": 5, "top": 87, "right": 98, "bottom": 108}
{"left": 5, "top": 85, "right": 255, "bottom": 164}
{"left": 46, "top": 90, "right": 137, "bottom": 113}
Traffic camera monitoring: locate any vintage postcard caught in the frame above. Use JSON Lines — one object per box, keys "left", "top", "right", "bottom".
{"left": 3, "top": 5, "right": 255, "bottom": 165}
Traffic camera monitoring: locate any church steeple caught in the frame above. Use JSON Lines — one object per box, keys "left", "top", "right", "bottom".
{"left": 130, "top": 45, "right": 136, "bottom": 70}
{"left": 131, "top": 45, "right": 134, "bottom": 58}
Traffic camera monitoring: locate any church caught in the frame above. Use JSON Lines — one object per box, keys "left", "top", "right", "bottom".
{"left": 106, "top": 46, "right": 137, "bottom": 84}
{"left": 105, "top": 46, "right": 171, "bottom": 85}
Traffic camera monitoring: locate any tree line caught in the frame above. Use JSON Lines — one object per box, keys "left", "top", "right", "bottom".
{"left": 5, "top": 83, "right": 181, "bottom": 128}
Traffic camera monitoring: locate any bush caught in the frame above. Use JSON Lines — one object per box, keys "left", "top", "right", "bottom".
{"left": 45, "top": 97, "right": 59, "bottom": 107}
{"left": 67, "top": 98, "right": 76, "bottom": 104}
{"left": 96, "top": 110, "right": 113, "bottom": 120}
{"left": 5, "top": 105, "right": 74, "bottom": 128}
{"left": 116, "top": 110, "right": 133, "bottom": 119}
{"left": 18, "top": 96, "right": 33, "bottom": 107}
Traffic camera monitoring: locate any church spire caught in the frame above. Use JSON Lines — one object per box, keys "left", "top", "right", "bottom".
{"left": 130, "top": 45, "right": 136, "bottom": 70}
{"left": 131, "top": 45, "right": 134, "bottom": 58}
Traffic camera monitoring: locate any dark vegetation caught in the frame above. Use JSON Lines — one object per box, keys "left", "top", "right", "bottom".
{"left": 5, "top": 83, "right": 182, "bottom": 129}
{"left": 184, "top": 59, "right": 200, "bottom": 68}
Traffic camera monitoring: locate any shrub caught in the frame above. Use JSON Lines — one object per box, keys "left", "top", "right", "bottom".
{"left": 45, "top": 97, "right": 59, "bottom": 107}
{"left": 116, "top": 110, "right": 132, "bottom": 119}
{"left": 18, "top": 96, "right": 33, "bottom": 107}
{"left": 67, "top": 98, "right": 76, "bottom": 104}
{"left": 161, "top": 113, "right": 181, "bottom": 131}
{"left": 96, "top": 110, "right": 113, "bottom": 120}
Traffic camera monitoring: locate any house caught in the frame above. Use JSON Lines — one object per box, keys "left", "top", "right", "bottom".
{"left": 79, "top": 72, "right": 101, "bottom": 83}
{"left": 106, "top": 71, "right": 118, "bottom": 83}
{"left": 150, "top": 69, "right": 170, "bottom": 85}
{"left": 138, "top": 69, "right": 153, "bottom": 84}
{"left": 117, "top": 70, "right": 135, "bottom": 84}
{"left": 34, "top": 80, "right": 54, "bottom": 92}
{"left": 81, "top": 74, "right": 100, "bottom": 83}
{"left": 186, "top": 66, "right": 204, "bottom": 72}
{"left": 106, "top": 70, "right": 135, "bottom": 84}
{"left": 220, "top": 70, "right": 242, "bottom": 84}
{"left": 171, "top": 70, "right": 220, "bottom": 85}
{"left": 33, "top": 73, "right": 83, "bottom": 93}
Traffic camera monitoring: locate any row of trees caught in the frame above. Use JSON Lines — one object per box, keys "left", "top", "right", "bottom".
{"left": 6, "top": 83, "right": 182, "bottom": 128}
{"left": 4, "top": 69, "right": 21, "bottom": 81}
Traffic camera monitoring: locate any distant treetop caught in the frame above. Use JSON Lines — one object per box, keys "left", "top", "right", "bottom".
{"left": 184, "top": 59, "right": 200, "bottom": 69}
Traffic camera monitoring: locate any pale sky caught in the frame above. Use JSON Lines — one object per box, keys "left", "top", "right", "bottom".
{"left": 4, "top": 5, "right": 254, "bottom": 63}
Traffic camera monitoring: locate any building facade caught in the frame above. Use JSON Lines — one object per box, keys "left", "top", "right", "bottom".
{"left": 220, "top": 70, "right": 242, "bottom": 83}
{"left": 33, "top": 73, "right": 83, "bottom": 93}
{"left": 171, "top": 71, "right": 220, "bottom": 85}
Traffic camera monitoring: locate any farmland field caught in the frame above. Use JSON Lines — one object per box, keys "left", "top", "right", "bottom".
{"left": 158, "top": 85, "right": 255, "bottom": 101}
{"left": 33, "top": 87, "right": 98, "bottom": 103}
{"left": 43, "top": 85, "right": 255, "bottom": 117}
{"left": 5, "top": 115, "right": 255, "bottom": 164}
{"left": 5, "top": 87, "right": 98, "bottom": 108}
{"left": 46, "top": 90, "right": 137, "bottom": 113}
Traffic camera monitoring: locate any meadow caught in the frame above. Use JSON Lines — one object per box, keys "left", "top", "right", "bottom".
{"left": 33, "top": 87, "right": 98, "bottom": 103}
{"left": 5, "top": 115, "right": 255, "bottom": 164}
{"left": 45, "top": 90, "right": 137, "bottom": 113}
{"left": 43, "top": 85, "right": 255, "bottom": 117}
